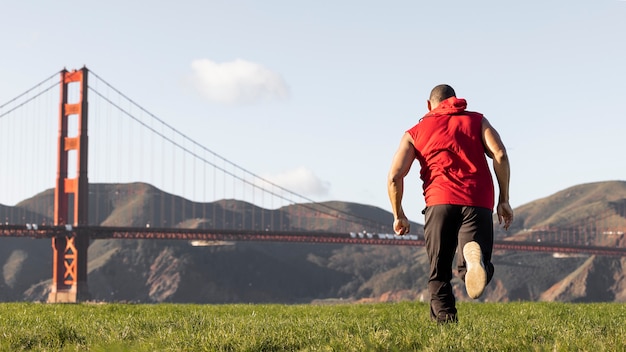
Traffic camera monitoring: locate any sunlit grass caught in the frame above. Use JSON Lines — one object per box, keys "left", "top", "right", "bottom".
{"left": 0, "top": 302, "right": 625, "bottom": 351}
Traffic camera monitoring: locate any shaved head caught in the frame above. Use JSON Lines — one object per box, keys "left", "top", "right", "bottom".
{"left": 429, "top": 84, "right": 456, "bottom": 105}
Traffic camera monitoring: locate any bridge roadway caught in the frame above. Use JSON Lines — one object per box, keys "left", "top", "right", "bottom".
{"left": 1, "top": 224, "right": 625, "bottom": 257}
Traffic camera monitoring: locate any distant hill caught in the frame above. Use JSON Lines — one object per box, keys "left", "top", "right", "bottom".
{"left": 13, "top": 183, "right": 398, "bottom": 233}
{"left": 506, "top": 181, "right": 626, "bottom": 235}
{"left": 2, "top": 180, "right": 626, "bottom": 303}
{"left": 486, "top": 181, "right": 626, "bottom": 302}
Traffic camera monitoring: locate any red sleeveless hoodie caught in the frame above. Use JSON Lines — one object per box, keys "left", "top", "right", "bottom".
{"left": 407, "top": 97, "right": 494, "bottom": 210}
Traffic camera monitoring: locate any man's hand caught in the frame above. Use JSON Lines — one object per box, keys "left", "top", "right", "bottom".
{"left": 393, "top": 217, "right": 411, "bottom": 235}
{"left": 497, "top": 201, "right": 514, "bottom": 230}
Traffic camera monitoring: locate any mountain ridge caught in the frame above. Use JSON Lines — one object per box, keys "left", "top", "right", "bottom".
{"left": 2, "top": 180, "right": 626, "bottom": 303}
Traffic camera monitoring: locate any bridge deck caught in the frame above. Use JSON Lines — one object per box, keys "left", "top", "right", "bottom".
{"left": 2, "top": 224, "right": 625, "bottom": 257}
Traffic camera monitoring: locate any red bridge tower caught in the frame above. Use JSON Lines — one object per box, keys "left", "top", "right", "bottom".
{"left": 48, "top": 68, "right": 90, "bottom": 303}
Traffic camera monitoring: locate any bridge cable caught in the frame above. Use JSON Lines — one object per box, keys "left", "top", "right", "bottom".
{"left": 88, "top": 69, "right": 388, "bottom": 230}
{"left": 0, "top": 73, "right": 59, "bottom": 120}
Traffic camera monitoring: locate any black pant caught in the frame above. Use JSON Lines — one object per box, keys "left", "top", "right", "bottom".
{"left": 423, "top": 204, "right": 494, "bottom": 322}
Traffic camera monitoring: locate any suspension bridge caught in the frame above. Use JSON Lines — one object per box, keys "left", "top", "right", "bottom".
{"left": 0, "top": 67, "right": 625, "bottom": 302}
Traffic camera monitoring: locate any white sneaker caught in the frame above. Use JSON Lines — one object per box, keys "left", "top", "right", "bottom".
{"left": 463, "top": 241, "right": 487, "bottom": 299}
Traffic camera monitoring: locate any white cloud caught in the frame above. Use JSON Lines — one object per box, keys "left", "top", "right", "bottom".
{"left": 189, "top": 58, "right": 289, "bottom": 105}
{"left": 261, "top": 167, "right": 330, "bottom": 198}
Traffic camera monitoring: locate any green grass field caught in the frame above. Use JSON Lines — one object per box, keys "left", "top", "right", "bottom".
{"left": 0, "top": 301, "right": 624, "bottom": 351}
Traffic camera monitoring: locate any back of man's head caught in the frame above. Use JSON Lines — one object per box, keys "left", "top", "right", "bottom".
{"left": 429, "top": 84, "right": 456, "bottom": 104}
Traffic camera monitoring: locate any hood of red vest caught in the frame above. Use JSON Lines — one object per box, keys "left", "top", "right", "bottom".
{"left": 426, "top": 97, "right": 467, "bottom": 116}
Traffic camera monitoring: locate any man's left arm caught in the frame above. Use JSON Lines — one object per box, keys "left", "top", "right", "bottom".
{"left": 387, "top": 132, "right": 416, "bottom": 235}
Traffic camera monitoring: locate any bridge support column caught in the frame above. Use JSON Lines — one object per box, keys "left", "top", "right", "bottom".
{"left": 48, "top": 67, "right": 90, "bottom": 303}
{"left": 48, "top": 235, "right": 90, "bottom": 302}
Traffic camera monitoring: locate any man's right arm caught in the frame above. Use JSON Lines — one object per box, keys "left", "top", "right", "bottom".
{"left": 482, "top": 118, "right": 514, "bottom": 230}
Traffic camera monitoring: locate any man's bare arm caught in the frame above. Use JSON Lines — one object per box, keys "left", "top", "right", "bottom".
{"left": 387, "top": 132, "right": 416, "bottom": 235}
{"left": 482, "top": 118, "right": 514, "bottom": 230}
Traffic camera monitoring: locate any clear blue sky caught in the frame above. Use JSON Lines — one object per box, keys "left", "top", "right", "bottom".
{"left": 1, "top": 1, "right": 625, "bottom": 224}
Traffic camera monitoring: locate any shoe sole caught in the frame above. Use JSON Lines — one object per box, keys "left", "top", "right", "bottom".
{"left": 463, "top": 241, "right": 487, "bottom": 299}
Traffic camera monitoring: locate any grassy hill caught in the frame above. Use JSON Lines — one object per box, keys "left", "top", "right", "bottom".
{"left": 2, "top": 302, "right": 625, "bottom": 351}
